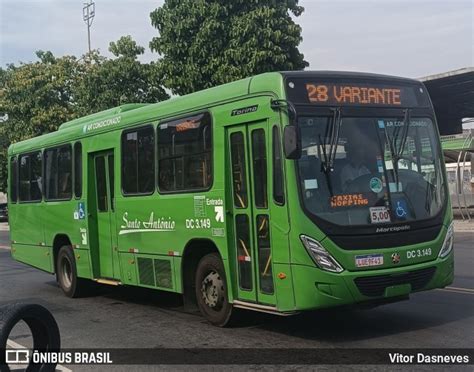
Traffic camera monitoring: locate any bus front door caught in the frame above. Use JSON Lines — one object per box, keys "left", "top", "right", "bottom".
{"left": 227, "top": 122, "right": 276, "bottom": 306}
{"left": 91, "top": 151, "right": 117, "bottom": 279}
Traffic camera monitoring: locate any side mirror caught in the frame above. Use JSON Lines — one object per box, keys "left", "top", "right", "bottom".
{"left": 283, "top": 125, "right": 301, "bottom": 160}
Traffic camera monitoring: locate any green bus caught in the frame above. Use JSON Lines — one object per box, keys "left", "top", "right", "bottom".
{"left": 7, "top": 71, "right": 454, "bottom": 326}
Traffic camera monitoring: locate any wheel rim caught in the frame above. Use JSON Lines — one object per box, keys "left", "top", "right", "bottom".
{"left": 200, "top": 270, "right": 225, "bottom": 311}
{"left": 60, "top": 256, "right": 73, "bottom": 289}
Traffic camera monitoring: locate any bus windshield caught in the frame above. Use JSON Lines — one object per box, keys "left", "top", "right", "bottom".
{"left": 297, "top": 114, "right": 446, "bottom": 227}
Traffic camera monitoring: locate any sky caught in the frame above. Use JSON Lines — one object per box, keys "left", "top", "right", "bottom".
{"left": 0, "top": 0, "right": 472, "bottom": 79}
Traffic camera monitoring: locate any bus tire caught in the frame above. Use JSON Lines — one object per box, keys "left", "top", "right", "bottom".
{"left": 195, "top": 253, "right": 233, "bottom": 327}
{"left": 56, "top": 245, "right": 90, "bottom": 298}
{"left": 0, "top": 303, "right": 60, "bottom": 372}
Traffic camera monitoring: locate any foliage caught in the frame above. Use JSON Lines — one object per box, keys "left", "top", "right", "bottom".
{"left": 74, "top": 36, "right": 169, "bottom": 116}
{"left": 150, "top": 0, "right": 308, "bottom": 95}
{"left": 0, "top": 51, "right": 80, "bottom": 191}
{"left": 0, "top": 36, "right": 169, "bottom": 191}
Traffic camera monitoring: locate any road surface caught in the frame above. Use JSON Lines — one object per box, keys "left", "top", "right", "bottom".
{"left": 0, "top": 223, "right": 472, "bottom": 370}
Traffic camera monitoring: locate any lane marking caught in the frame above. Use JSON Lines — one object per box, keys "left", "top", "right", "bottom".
{"left": 7, "top": 339, "right": 72, "bottom": 372}
{"left": 437, "top": 287, "right": 474, "bottom": 295}
{"left": 445, "top": 286, "right": 474, "bottom": 293}
{"left": 0, "top": 245, "right": 11, "bottom": 250}
{"left": 440, "top": 289, "right": 474, "bottom": 295}
{"left": 7, "top": 339, "right": 25, "bottom": 349}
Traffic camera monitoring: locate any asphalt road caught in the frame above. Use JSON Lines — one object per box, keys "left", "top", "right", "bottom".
{"left": 0, "top": 223, "right": 473, "bottom": 371}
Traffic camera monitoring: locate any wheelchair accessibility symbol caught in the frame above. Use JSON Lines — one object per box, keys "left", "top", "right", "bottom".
{"left": 395, "top": 201, "right": 407, "bottom": 218}
{"left": 78, "top": 202, "right": 85, "bottom": 219}
{"left": 74, "top": 202, "right": 86, "bottom": 220}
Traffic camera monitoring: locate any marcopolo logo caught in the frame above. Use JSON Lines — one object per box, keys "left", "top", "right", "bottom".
{"left": 375, "top": 225, "right": 410, "bottom": 233}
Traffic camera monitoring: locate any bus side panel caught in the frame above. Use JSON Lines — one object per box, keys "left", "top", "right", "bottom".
{"left": 74, "top": 248, "right": 92, "bottom": 279}
{"left": 43, "top": 200, "right": 88, "bottom": 256}
{"left": 119, "top": 252, "right": 138, "bottom": 286}
{"left": 9, "top": 201, "right": 49, "bottom": 271}
{"left": 113, "top": 110, "right": 229, "bottom": 293}
{"left": 11, "top": 244, "right": 53, "bottom": 273}
{"left": 10, "top": 203, "right": 45, "bottom": 248}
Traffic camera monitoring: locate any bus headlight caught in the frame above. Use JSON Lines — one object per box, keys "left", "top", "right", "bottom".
{"left": 438, "top": 222, "right": 454, "bottom": 259}
{"left": 300, "top": 235, "right": 344, "bottom": 273}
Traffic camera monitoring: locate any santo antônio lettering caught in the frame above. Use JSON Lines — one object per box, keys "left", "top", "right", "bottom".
{"left": 306, "top": 83, "right": 402, "bottom": 105}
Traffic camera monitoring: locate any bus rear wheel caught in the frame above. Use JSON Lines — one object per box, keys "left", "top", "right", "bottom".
{"left": 195, "top": 253, "right": 233, "bottom": 327}
{"left": 56, "top": 245, "right": 91, "bottom": 298}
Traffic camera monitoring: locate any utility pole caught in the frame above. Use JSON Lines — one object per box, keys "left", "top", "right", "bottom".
{"left": 83, "top": 1, "right": 95, "bottom": 54}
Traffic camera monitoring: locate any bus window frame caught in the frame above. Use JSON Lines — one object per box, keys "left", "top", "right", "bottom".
{"left": 120, "top": 124, "right": 156, "bottom": 197}
{"left": 43, "top": 143, "right": 73, "bottom": 202}
{"left": 18, "top": 150, "right": 43, "bottom": 204}
{"left": 272, "top": 125, "right": 286, "bottom": 206}
{"left": 156, "top": 111, "right": 214, "bottom": 195}
{"left": 74, "top": 141, "right": 83, "bottom": 199}
{"left": 9, "top": 155, "right": 18, "bottom": 203}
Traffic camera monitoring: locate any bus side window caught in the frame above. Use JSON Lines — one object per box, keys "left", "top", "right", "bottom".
{"left": 74, "top": 142, "right": 82, "bottom": 198}
{"left": 230, "top": 132, "right": 248, "bottom": 208}
{"left": 121, "top": 125, "right": 155, "bottom": 195}
{"left": 10, "top": 156, "right": 18, "bottom": 202}
{"left": 19, "top": 151, "right": 42, "bottom": 202}
{"left": 251, "top": 129, "right": 267, "bottom": 208}
{"left": 272, "top": 126, "right": 285, "bottom": 205}
{"left": 158, "top": 112, "right": 212, "bottom": 193}
{"left": 44, "top": 145, "right": 72, "bottom": 200}
{"left": 44, "top": 148, "right": 58, "bottom": 200}
{"left": 95, "top": 157, "right": 108, "bottom": 212}
{"left": 58, "top": 146, "right": 72, "bottom": 199}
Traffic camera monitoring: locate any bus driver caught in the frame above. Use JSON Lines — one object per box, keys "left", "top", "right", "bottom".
{"left": 340, "top": 143, "right": 370, "bottom": 190}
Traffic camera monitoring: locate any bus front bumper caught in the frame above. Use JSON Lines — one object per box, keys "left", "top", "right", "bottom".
{"left": 290, "top": 252, "right": 454, "bottom": 311}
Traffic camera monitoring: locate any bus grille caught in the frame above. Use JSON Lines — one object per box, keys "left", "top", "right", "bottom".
{"left": 354, "top": 267, "right": 436, "bottom": 297}
{"left": 137, "top": 257, "right": 173, "bottom": 289}
{"left": 154, "top": 259, "right": 172, "bottom": 289}
{"left": 138, "top": 258, "right": 155, "bottom": 286}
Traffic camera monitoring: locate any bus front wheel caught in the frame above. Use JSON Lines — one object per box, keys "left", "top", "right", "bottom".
{"left": 195, "top": 253, "right": 233, "bottom": 327}
{"left": 56, "top": 246, "right": 90, "bottom": 298}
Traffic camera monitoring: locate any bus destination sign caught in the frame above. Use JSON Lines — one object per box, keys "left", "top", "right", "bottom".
{"left": 285, "top": 78, "right": 426, "bottom": 107}
{"left": 306, "top": 83, "right": 405, "bottom": 106}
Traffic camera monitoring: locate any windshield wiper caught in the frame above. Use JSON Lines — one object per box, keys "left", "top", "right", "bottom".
{"left": 319, "top": 107, "right": 342, "bottom": 196}
{"left": 397, "top": 108, "right": 411, "bottom": 159}
{"left": 385, "top": 109, "right": 411, "bottom": 192}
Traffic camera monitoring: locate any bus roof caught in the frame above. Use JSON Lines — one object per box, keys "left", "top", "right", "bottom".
{"left": 280, "top": 70, "right": 423, "bottom": 85}
{"left": 8, "top": 70, "right": 422, "bottom": 155}
{"left": 58, "top": 103, "right": 150, "bottom": 131}
{"left": 9, "top": 71, "right": 286, "bottom": 155}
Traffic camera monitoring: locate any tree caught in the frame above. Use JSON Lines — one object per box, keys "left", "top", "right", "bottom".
{"left": 150, "top": 0, "right": 308, "bottom": 95}
{"left": 74, "top": 36, "right": 169, "bottom": 115}
{"left": 0, "top": 36, "right": 169, "bottom": 191}
{"left": 0, "top": 51, "right": 80, "bottom": 190}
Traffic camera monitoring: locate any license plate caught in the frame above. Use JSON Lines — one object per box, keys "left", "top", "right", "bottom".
{"left": 355, "top": 254, "right": 384, "bottom": 267}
